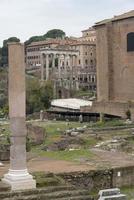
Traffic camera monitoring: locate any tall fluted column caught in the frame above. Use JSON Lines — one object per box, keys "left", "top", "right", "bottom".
{"left": 2, "top": 42, "right": 36, "bottom": 191}
{"left": 46, "top": 54, "right": 49, "bottom": 81}
{"left": 52, "top": 54, "right": 56, "bottom": 69}
{"left": 64, "top": 54, "right": 67, "bottom": 79}
{"left": 41, "top": 53, "right": 45, "bottom": 81}
{"left": 58, "top": 55, "right": 61, "bottom": 79}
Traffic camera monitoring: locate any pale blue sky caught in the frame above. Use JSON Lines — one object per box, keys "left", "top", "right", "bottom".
{"left": 0, "top": 0, "right": 134, "bottom": 46}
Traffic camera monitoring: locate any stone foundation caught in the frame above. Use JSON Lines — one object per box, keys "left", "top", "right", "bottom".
{"left": 81, "top": 101, "right": 134, "bottom": 121}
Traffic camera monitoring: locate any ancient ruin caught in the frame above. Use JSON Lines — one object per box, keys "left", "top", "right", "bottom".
{"left": 2, "top": 43, "right": 36, "bottom": 190}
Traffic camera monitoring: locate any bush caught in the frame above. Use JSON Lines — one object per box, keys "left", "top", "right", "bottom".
{"left": 26, "top": 77, "right": 53, "bottom": 114}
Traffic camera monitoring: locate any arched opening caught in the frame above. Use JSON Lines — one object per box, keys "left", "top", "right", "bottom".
{"left": 127, "top": 32, "right": 134, "bottom": 52}
{"left": 58, "top": 90, "right": 62, "bottom": 98}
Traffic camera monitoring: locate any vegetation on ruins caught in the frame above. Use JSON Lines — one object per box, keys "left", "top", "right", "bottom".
{"left": 0, "top": 68, "right": 8, "bottom": 117}
{"left": 0, "top": 37, "right": 20, "bottom": 67}
{"left": 26, "top": 77, "right": 53, "bottom": 114}
{"left": 25, "top": 29, "right": 66, "bottom": 45}
{"left": 0, "top": 29, "right": 65, "bottom": 67}
{"left": 0, "top": 69, "right": 54, "bottom": 117}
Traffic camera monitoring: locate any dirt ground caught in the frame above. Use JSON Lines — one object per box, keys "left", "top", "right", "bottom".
{"left": 1, "top": 148, "right": 134, "bottom": 178}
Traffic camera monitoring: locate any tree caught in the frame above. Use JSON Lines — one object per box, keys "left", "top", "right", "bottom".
{"left": 26, "top": 77, "right": 53, "bottom": 114}
{"left": 45, "top": 29, "right": 65, "bottom": 39}
{"left": 25, "top": 35, "right": 44, "bottom": 46}
{"left": 1, "top": 37, "right": 20, "bottom": 67}
{"left": 40, "top": 81, "right": 53, "bottom": 109}
{"left": 25, "top": 29, "right": 66, "bottom": 45}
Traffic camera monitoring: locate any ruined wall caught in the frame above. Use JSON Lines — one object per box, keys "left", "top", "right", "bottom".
{"left": 58, "top": 166, "right": 134, "bottom": 190}
{"left": 112, "top": 166, "right": 134, "bottom": 188}
{"left": 58, "top": 170, "right": 112, "bottom": 190}
{"left": 81, "top": 101, "right": 129, "bottom": 118}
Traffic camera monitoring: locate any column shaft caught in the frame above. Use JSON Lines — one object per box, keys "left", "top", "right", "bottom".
{"left": 46, "top": 54, "right": 49, "bottom": 81}
{"left": 52, "top": 54, "right": 55, "bottom": 68}
{"left": 41, "top": 54, "right": 45, "bottom": 81}
{"left": 2, "top": 43, "right": 36, "bottom": 191}
{"left": 58, "top": 55, "right": 61, "bottom": 79}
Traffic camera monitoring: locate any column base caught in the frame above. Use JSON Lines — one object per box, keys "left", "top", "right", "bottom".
{"left": 2, "top": 169, "right": 36, "bottom": 191}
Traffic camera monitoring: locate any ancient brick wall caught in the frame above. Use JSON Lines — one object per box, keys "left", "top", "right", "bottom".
{"left": 57, "top": 166, "right": 134, "bottom": 190}
{"left": 95, "top": 17, "right": 134, "bottom": 102}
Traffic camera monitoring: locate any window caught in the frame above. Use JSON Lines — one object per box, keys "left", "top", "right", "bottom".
{"left": 85, "top": 59, "right": 88, "bottom": 65}
{"left": 127, "top": 32, "right": 134, "bottom": 52}
{"left": 79, "top": 60, "right": 81, "bottom": 65}
{"left": 90, "top": 59, "right": 93, "bottom": 65}
{"left": 84, "top": 77, "right": 87, "bottom": 82}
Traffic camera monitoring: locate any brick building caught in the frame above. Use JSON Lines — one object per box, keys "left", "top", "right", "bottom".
{"left": 82, "top": 10, "right": 134, "bottom": 119}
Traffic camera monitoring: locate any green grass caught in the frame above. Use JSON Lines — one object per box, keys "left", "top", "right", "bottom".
{"left": 92, "top": 119, "right": 126, "bottom": 128}
{"left": 82, "top": 135, "right": 98, "bottom": 148}
{"left": 32, "top": 147, "right": 93, "bottom": 162}
{"left": 31, "top": 121, "right": 88, "bottom": 145}
{"left": 121, "top": 186, "right": 134, "bottom": 200}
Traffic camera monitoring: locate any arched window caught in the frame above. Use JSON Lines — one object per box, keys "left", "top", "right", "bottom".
{"left": 127, "top": 32, "right": 134, "bottom": 52}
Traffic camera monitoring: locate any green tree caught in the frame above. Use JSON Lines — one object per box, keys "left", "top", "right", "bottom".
{"left": 40, "top": 81, "right": 53, "bottom": 109}
{"left": 45, "top": 29, "right": 65, "bottom": 39}
{"left": 25, "top": 29, "right": 66, "bottom": 45}
{"left": 25, "top": 35, "right": 44, "bottom": 45}
{"left": 26, "top": 77, "right": 53, "bottom": 114}
{"left": 1, "top": 37, "right": 20, "bottom": 67}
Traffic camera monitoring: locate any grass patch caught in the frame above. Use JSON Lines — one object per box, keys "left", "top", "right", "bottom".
{"left": 82, "top": 136, "right": 98, "bottom": 148}
{"left": 121, "top": 186, "right": 134, "bottom": 200}
{"left": 92, "top": 119, "right": 126, "bottom": 128}
{"left": 31, "top": 121, "right": 88, "bottom": 145}
{"left": 32, "top": 147, "right": 93, "bottom": 162}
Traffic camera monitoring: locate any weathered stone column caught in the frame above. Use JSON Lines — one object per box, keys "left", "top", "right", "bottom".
{"left": 41, "top": 53, "right": 45, "bottom": 82}
{"left": 58, "top": 55, "right": 61, "bottom": 79}
{"left": 72, "top": 55, "right": 75, "bottom": 67}
{"left": 52, "top": 54, "right": 56, "bottom": 69}
{"left": 74, "top": 55, "right": 77, "bottom": 67}
{"left": 76, "top": 77, "right": 79, "bottom": 91}
{"left": 46, "top": 54, "right": 49, "bottom": 80}
{"left": 64, "top": 54, "right": 67, "bottom": 78}
{"left": 100, "top": 112, "right": 105, "bottom": 122}
{"left": 2, "top": 43, "right": 36, "bottom": 191}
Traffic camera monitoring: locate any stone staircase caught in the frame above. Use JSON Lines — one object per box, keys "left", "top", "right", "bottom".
{"left": 0, "top": 182, "right": 94, "bottom": 200}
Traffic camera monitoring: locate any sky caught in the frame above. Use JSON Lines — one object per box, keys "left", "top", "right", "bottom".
{"left": 0, "top": 0, "right": 134, "bottom": 46}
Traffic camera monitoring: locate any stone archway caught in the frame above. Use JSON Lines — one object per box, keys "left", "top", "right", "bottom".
{"left": 58, "top": 90, "right": 62, "bottom": 98}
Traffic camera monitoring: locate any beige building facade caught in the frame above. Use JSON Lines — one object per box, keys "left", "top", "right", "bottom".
{"left": 78, "top": 27, "right": 96, "bottom": 42}
{"left": 70, "top": 41, "right": 96, "bottom": 91}
{"left": 25, "top": 29, "right": 97, "bottom": 96}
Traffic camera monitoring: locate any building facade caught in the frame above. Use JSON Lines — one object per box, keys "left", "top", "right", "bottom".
{"left": 70, "top": 41, "right": 96, "bottom": 91}
{"left": 25, "top": 28, "right": 97, "bottom": 97}
{"left": 78, "top": 27, "right": 96, "bottom": 42}
{"left": 25, "top": 38, "right": 76, "bottom": 69}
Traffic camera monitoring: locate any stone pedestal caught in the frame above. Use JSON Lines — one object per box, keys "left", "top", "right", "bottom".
{"left": 3, "top": 169, "right": 35, "bottom": 191}
{"left": 2, "top": 42, "right": 36, "bottom": 191}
